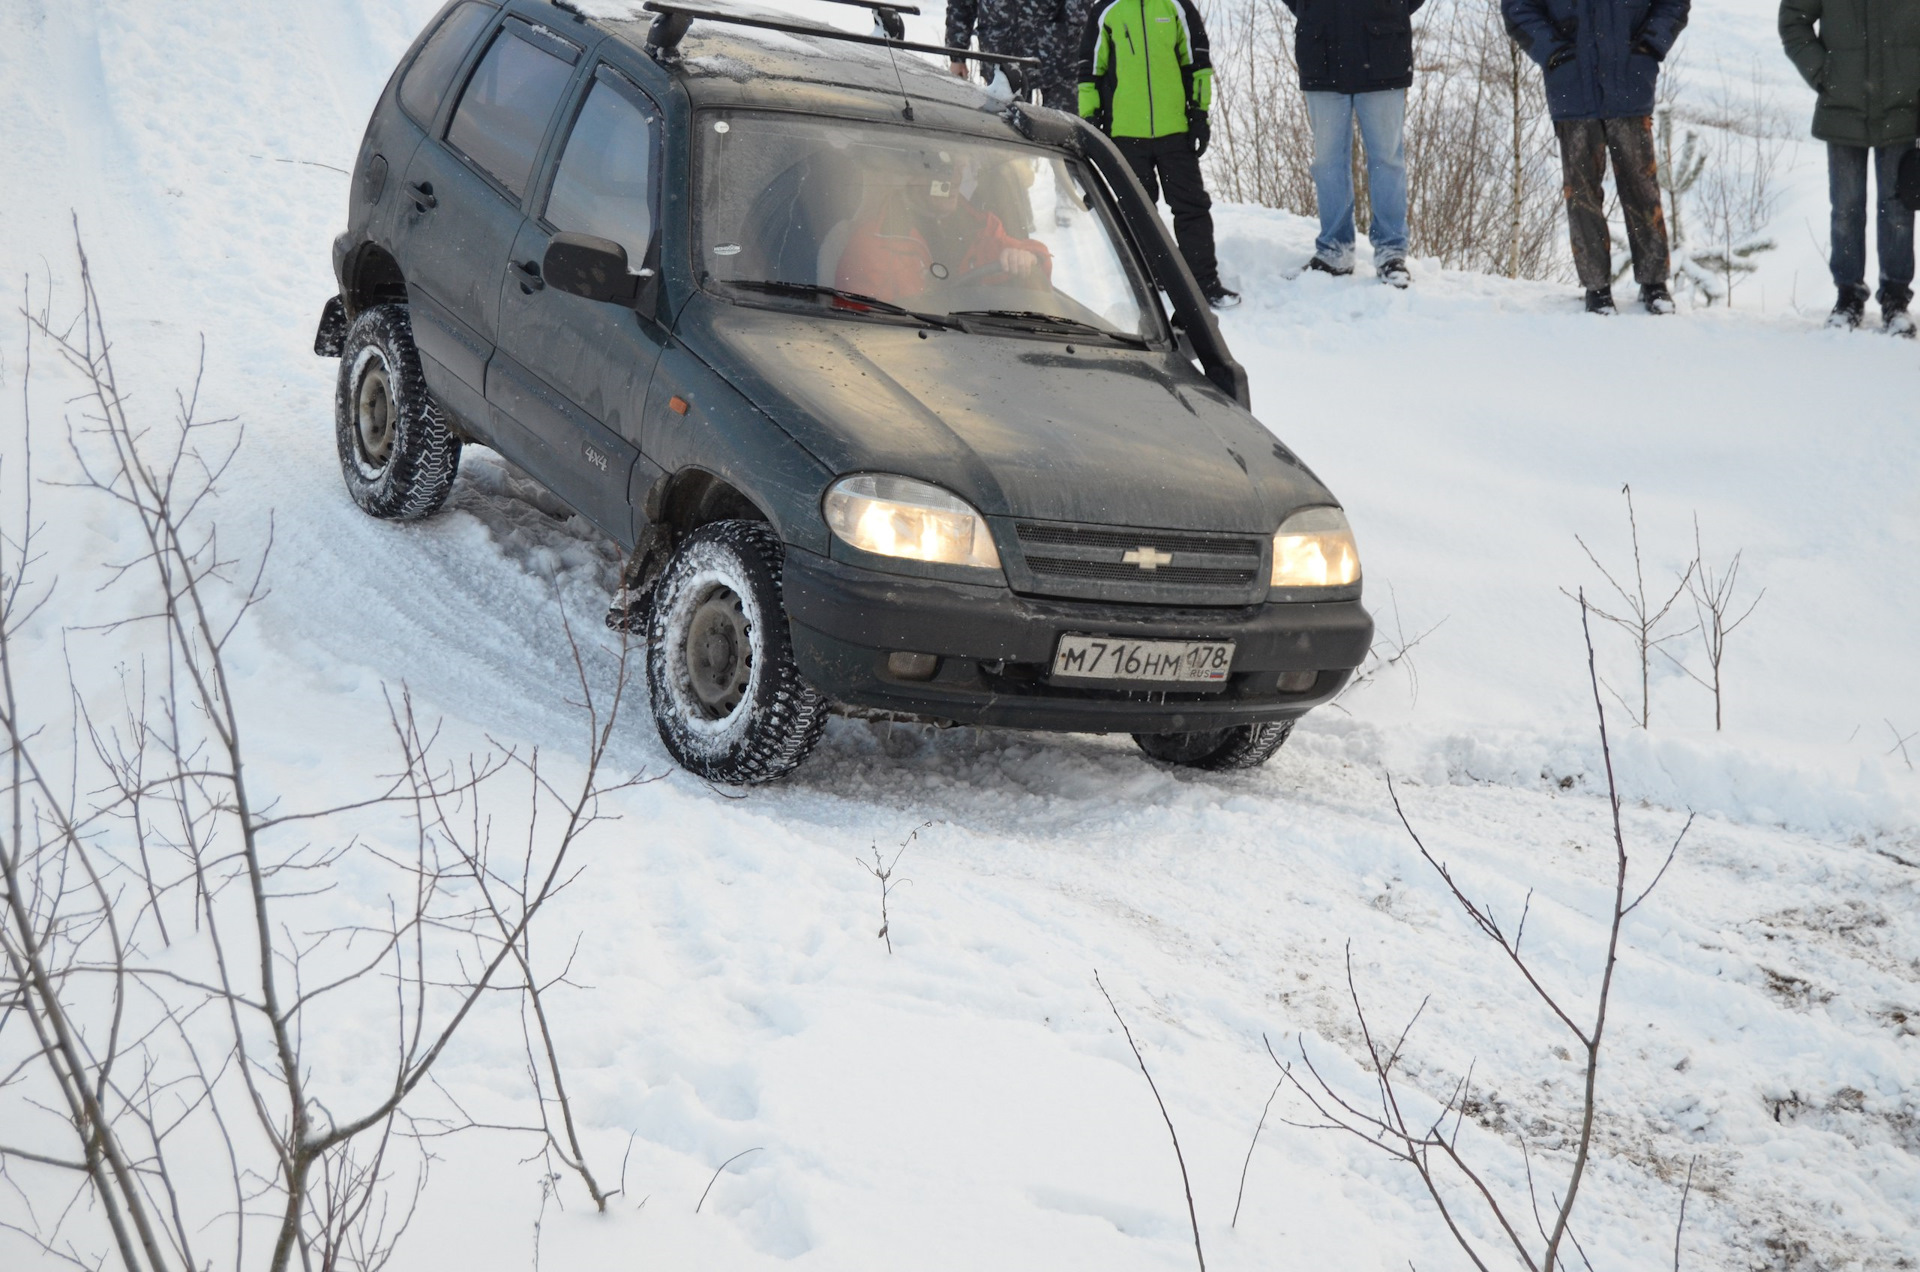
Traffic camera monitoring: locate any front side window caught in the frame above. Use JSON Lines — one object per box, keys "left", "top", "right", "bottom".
{"left": 695, "top": 111, "right": 1156, "bottom": 341}
{"left": 446, "top": 23, "right": 578, "bottom": 200}
{"left": 544, "top": 73, "right": 659, "bottom": 266}
{"left": 398, "top": 1, "right": 494, "bottom": 125}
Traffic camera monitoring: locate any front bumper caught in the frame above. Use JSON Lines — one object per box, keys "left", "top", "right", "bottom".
{"left": 783, "top": 549, "right": 1373, "bottom": 733}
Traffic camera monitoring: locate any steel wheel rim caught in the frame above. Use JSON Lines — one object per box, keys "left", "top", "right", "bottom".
{"left": 354, "top": 356, "right": 396, "bottom": 470}
{"left": 682, "top": 584, "right": 753, "bottom": 719}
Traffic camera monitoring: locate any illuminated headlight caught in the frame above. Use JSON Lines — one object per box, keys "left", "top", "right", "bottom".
{"left": 1271, "top": 506, "right": 1360, "bottom": 587}
{"left": 824, "top": 474, "right": 1002, "bottom": 570}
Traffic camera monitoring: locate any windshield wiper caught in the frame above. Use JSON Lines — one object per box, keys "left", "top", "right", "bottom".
{"left": 946, "top": 309, "right": 1147, "bottom": 346}
{"left": 725, "top": 280, "right": 959, "bottom": 328}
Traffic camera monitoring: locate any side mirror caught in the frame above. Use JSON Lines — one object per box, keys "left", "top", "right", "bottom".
{"left": 543, "top": 232, "right": 654, "bottom": 306}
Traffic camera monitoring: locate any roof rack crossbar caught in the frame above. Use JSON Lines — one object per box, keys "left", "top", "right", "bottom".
{"left": 641, "top": 1, "right": 1038, "bottom": 68}
{"left": 811, "top": 0, "right": 923, "bottom": 15}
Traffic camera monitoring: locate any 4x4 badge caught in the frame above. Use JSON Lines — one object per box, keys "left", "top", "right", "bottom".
{"left": 1122, "top": 546, "right": 1173, "bottom": 570}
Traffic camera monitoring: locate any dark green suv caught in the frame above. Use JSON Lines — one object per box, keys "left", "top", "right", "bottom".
{"left": 319, "top": 0, "right": 1372, "bottom": 782}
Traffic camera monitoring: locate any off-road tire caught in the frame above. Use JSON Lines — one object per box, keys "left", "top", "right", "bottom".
{"left": 335, "top": 304, "right": 460, "bottom": 520}
{"left": 647, "top": 521, "right": 829, "bottom": 783}
{"left": 1132, "top": 720, "right": 1294, "bottom": 771}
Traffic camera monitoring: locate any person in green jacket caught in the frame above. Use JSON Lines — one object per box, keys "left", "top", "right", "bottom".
{"left": 1780, "top": 0, "right": 1920, "bottom": 334}
{"left": 1076, "top": 0, "right": 1238, "bottom": 307}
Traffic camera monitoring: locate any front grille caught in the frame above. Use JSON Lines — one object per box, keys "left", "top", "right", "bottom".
{"left": 1015, "top": 523, "right": 1260, "bottom": 558}
{"left": 1023, "top": 556, "right": 1257, "bottom": 587}
{"left": 1009, "top": 521, "right": 1268, "bottom": 605}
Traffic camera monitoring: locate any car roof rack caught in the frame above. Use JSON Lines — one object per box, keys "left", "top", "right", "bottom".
{"left": 640, "top": 0, "right": 1039, "bottom": 73}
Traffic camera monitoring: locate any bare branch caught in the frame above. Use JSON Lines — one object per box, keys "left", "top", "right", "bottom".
{"left": 694, "top": 1148, "right": 763, "bottom": 1214}
{"left": 1095, "top": 972, "right": 1205, "bottom": 1272}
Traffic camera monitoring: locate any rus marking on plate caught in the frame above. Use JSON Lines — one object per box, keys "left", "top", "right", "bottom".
{"left": 1122, "top": 546, "right": 1173, "bottom": 570}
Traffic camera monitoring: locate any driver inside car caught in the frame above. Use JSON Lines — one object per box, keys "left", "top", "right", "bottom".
{"left": 834, "top": 147, "right": 1052, "bottom": 306}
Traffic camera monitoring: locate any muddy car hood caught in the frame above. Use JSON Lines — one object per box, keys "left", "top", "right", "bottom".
{"left": 682, "top": 300, "right": 1335, "bottom": 533}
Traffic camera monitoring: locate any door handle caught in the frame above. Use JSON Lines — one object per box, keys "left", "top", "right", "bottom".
{"left": 515, "top": 259, "right": 544, "bottom": 293}
{"left": 405, "top": 180, "right": 437, "bottom": 211}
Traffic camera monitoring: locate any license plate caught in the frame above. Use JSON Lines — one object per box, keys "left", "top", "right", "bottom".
{"left": 1049, "top": 634, "right": 1235, "bottom": 685}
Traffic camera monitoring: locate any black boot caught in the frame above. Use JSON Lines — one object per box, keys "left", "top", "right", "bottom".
{"left": 1584, "top": 287, "right": 1616, "bottom": 315}
{"left": 1881, "top": 281, "right": 1916, "bottom": 337}
{"left": 1640, "top": 283, "right": 1675, "bottom": 315}
{"left": 1828, "top": 286, "right": 1868, "bottom": 330}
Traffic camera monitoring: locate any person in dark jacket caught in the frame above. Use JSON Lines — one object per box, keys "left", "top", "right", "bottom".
{"left": 1780, "top": 0, "right": 1920, "bottom": 335}
{"left": 946, "top": 0, "right": 1056, "bottom": 98}
{"left": 1284, "top": 0, "right": 1426, "bottom": 287}
{"left": 1503, "top": 0, "right": 1690, "bottom": 314}
{"left": 947, "top": 0, "right": 1096, "bottom": 114}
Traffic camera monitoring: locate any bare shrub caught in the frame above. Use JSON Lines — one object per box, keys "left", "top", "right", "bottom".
{"left": 1669, "top": 517, "right": 1764, "bottom": 732}
{"left": 1661, "top": 64, "right": 1786, "bottom": 307}
{"left": 1334, "top": 583, "right": 1447, "bottom": 710}
{"left": 857, "top": 822, "right": 929, "bottom": 955}
{"left": 1267, "top": 598, "right": 1691, "bottom": 1272}
{"left": 1888, "top": 722, "right": 1917, "bottom": 771}
{"left": 1202, "top": 0, "right": 1564, "bottom": 279}
{"left": 1563, "top": 484, "right": 1693, "bottom": 730}
{"left": 2, "top": 238, "right": 640, "bottom": 1271}
{"left": 1203, "top": 0, "right": 1317, "bottom": 215}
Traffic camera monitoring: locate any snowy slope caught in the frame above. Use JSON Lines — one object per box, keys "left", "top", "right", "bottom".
{"left": 2, "top": 2, "right": 1916, "bottom": 1271}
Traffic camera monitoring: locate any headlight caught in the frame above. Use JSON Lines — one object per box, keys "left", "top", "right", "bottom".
{"left": 824, "top": 474, "right": 1002, "bottom": 569}
{"left": 1271, "top": 506, "right": 1360, "bottom": 587}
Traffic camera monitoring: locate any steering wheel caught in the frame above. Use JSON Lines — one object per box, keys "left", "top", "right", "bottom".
{"left": 937, "top": 260, "right": 1043, "bottom": 289}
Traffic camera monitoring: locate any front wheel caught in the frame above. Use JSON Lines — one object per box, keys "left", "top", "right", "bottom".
{"left": 334, "top": 304, "right": 460, "bottom": 520}
{"left": 646, "top": 521, "right": 829, "bottom": 783}
{"left": 1133, "top": 721, "right": 1294, "bottom": 771}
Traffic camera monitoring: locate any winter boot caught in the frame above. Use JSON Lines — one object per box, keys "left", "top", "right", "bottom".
{"left": 1377, "top": 258, "right": 1412, "bottom": 289}
{"left": 1639, "top": 283, "right": 1675, "bottom": 315}
{"left": 1584, "top": 287, "right": 1617, "bottom": 315}
{"left": 1827, "top": 287, "right": 1868, "bottom": 329}
{"left": 1204, "top": 282, "right": 1241, "bottom": 309}
{"left": 1306, "top": 255, "right": 1354, "bottom": 278}
{"left": 1882, "top": 283, "right": 1916, "bottom": 337}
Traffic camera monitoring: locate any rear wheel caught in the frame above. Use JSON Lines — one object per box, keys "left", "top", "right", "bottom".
{"left": 1133, "top": 720, "right": 1294, "bottom": 771}
{"left": 646, "top": 521, "right": 828, "bottom": 783}
{"left": 334, "top": 304, "right": 460, "bottom": 520}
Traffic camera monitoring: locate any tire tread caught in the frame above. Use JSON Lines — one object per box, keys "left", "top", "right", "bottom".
{"left": 647, "top": 521, "right": 828, "bottom": 783}
{"left": 335, "top": 304, "right": 460, "bottom": 521}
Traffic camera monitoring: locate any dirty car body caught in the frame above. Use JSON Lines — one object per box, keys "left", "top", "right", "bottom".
{"left": 322, "top": 0, "right": 1372, "bottom": 778}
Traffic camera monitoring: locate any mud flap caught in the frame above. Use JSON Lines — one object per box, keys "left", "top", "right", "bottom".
{"left": 313, "top": 295, "right": 347, "bottom": 358}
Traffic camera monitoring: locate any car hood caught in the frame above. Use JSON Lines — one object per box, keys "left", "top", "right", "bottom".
{"left": 681, "top": 298, "right": 1336, "bottom": 533}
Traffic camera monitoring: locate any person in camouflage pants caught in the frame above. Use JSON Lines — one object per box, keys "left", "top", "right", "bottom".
{"left": 945, "top": 0, "right": 1091, "bottom": 110}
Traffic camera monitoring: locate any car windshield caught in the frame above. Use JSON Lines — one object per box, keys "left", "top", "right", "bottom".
{"left": 695, "top": 110, "right": 1156, "bottom": 340}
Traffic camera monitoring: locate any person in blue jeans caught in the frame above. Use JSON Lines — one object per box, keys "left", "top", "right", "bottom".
{"left": 1780, "top": 0, "right": 1920, "bottom": 335}
{"left": 1284, "top": 0, "right": 1423, "bottom": 287}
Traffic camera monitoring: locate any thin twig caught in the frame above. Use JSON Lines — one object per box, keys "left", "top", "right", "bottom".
{"left": 695, "top": 1148, "right": 763, "bottom": 1214}
{"left": 1232, "top": 1074, "right": 1284, "bottom": 1228}
{"left": 1095, "top": 972, "right": 1204, "bottom": 1272}
{"left": 1672, "top": 1155, "right": 1697, "bottom": 1271}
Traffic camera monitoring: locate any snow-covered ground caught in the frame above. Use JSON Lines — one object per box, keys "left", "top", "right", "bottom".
{"left": 1, "top": 1, "right": 1916, "bottom": 1270}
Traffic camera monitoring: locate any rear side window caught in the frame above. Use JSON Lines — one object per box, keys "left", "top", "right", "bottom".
{"left": 398, "top": 2, "right": 494, "bottom": 125}
{"left": 544, "top": 74, "right": 660, "bottom": 266}
{"left": 446, "top": 23, "right": 579, "bottom": 200}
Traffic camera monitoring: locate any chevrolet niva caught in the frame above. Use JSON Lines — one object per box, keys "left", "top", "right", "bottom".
{"left": 318, "top": 0, "right": 1372, "bottom": 782}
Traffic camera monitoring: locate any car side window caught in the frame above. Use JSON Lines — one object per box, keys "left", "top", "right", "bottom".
{"left": 544, "top": 73, "right": 660, "bottom": 266}
{"left": 397, "top": 1, "right": 494, "bottom": 126}
{"left": 445, "top": 21, "right": 580, "bottom": 200}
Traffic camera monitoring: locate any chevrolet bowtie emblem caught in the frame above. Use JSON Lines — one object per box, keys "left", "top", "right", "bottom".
{"left": 1122, "top": 546, "right": 1174, "bottom": 570}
